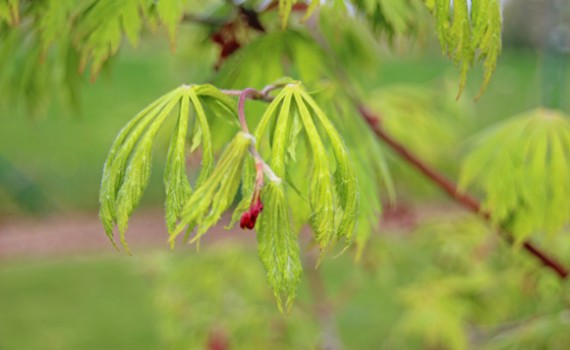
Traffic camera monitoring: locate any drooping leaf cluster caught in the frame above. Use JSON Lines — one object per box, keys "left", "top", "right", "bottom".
{"left": 459, "top": 109, "right": 570, "bottom": 243}
{"left": 424, "top": 0, "right": 503, "bottom": 98}
{"left": 100, "top": 80, "right": 359, "bottom": 310}
{"left": 99, "top": 84, "right": 237, "bottom": 253}
{"left": 215, "top": 29, "right": 391, "bottom": 258}
{"left": 246, "top": 82, "right": 359, "bottom": 310}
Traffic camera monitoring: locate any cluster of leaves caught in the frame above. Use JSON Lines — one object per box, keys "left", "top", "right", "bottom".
{"left": 99, "top": 80, "right": 359, "bottom": 310}
{"left": 350, "top": 0, "right": 430, "bottom": 39}
{"left": 0, "top": 0, "right": 505, "bottom": 115}
{"left": 459, "top": 108, "right": 570, "bottom": 243}
{"left": 246, "top": 82, "right": 359, "bottom": 310}
{"left": 214, "top": 29, "right": 391, "bottom": 259}
{"left": 271, "top": 0, "right": 502, "bottom": 98}
{"left": 0, "top": 0, "right": 216, "bottom": 113}
{"left": 99, "top": 84, "right": 237, "bottom": 252}
{"left": 366, "top": 214, "right": 570, "bottom": 349}
{"left": 425, "top": 0, "right": 503, "bottom": 98}
{"left": 7, "top": 0, "right": 202, "bottom": 77}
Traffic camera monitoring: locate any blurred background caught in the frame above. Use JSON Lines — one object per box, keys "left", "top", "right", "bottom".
{"left": 1, "top": 1, "right": 570, "bottom": 349}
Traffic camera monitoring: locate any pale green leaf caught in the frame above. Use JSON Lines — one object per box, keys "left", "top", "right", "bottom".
{"left": 99, "top": 88, "right": 182, "bottom": 248}
{"left": 257, "top": 182, "right": 302, "bottom": 313}
{"left": 171, "top": 132, "right": 252, "bottom": 245}
{"left": 293, "top": 89, "right": 336, "bottom": 253}
{"left": 459, "top": 109, "right": 570, "bottom": 242}
{"left": 164, "top": 93, "right": 192, "bottom": 234}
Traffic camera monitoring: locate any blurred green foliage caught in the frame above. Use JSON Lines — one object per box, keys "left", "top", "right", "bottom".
{"left": 1, "top": 219, "right": 569, "bottom": 349}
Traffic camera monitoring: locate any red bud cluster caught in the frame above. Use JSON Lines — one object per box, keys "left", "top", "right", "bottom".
{"left": 240, "top": 199, "right": 264, "bottom": 229}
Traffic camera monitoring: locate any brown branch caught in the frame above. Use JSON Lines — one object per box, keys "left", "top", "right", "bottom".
{"left": 355, "top": 104, "right": 569, "bottom": 279}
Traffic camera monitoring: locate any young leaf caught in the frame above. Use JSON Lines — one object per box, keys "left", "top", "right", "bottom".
{"left": 459, "top": 109, "right": 570, "bottom": 243}
{"left": 257, "top": 182, "right": 302, "bottom": 313}
{"left": 164, "top": 93, "right": 192, "bottom": 233}
{"left": 100, "top": 88, "right": 182, "bottom": 248}
{"left": 426, "top": 0, "right": 502, "bottom": 98}
{"left": 170, "top": 131, "right": 253, "bottom": 245}
{"left": 187, "top": 89, "right": 214, "bottom": 186}
{"left": 293, "top": 90, "right": 337, "bottom": 253}
{"left": 99, "top": 84, "right": 238, "bottom": 251}
{"left": 296, "top": 89, "right": 359, "bottom": 245}
{"left": 115, "top": 92, "right": 182, "bottom": 251}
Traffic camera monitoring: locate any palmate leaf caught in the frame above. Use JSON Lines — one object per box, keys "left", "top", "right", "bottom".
{"left": 100, "top": 88, "right": 182, "bottom": 250}
{"left": 253, "top": 82, "right": 359, "bottom": 255}
{"left": 425, "top": 0, "right": 502, "bottom": 98}
{"left": 459, "top": 109, "right": 570, "bottom": 243}
{"left": 99, "top": 84, "right": 237, "bottom": 251}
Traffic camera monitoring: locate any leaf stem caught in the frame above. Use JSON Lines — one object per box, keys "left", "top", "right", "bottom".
{"left": 223, "top": 87, "right": 281, "bottom": 229}
{"left": 222, "top": 87, "right": 280, "bottom": 183}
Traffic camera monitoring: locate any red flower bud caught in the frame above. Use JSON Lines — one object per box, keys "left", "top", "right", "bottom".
{"left": 240, "top": 200, "right": 263, "bottom": 230}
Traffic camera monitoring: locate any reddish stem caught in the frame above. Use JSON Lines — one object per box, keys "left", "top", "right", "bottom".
{"left": 238, "top": 88, "right": 261, "bottom": 134}
{"left": 356, "top": 105, "right": 569, "bottom": 279}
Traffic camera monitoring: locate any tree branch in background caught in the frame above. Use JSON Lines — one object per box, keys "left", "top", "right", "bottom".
{"left": 355, "top": 104, "right": 569, "bottom": 279}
